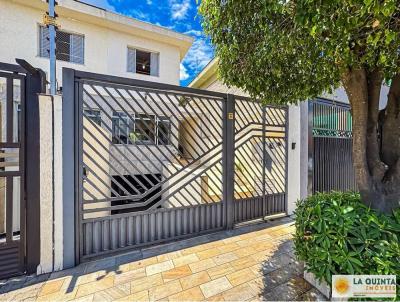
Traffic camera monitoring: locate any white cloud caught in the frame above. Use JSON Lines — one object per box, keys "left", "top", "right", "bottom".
{"left": 183, "top": 37, "right": 214, "bottom": 73}
{"left": 180, "top": 63, "right": 190, "bottom": 81}
{"left": 170, "top": 0, "right": 191, "bottom": 20}
{"left": 184, "top": 29, "right": 203, "bottom": 37}
{"left": 126, "top": 9, "right": 150, "bottom": 21}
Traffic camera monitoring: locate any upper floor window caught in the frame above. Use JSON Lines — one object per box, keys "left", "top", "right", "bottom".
{"left": 39, "top": 25, "right": 85, "bottom": 64}
{"left": 127, "top": 48, "right": 159, "bottom": 76}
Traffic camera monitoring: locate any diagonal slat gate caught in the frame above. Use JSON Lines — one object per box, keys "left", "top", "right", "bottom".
{"left": 64, "top": 69, "right": 288, "bottom": 261}
{"left": 233, "top": 98, "right": 287, "bottom": 223}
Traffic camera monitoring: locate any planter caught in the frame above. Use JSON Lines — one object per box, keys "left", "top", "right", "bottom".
{"left": 303, "top": 269, "right": 331, "bottom": 299}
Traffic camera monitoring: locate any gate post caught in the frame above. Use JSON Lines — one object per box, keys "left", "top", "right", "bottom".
{"left": 261, "top": 105, "right": 266, "bottom": 216}
{"left": 307, "top": 101, "right": 314, "bottom": 195}
{"left": 25, "top": 68, "right": 46, "bottom": 274}
{"left": 223, "top": 94, "right": 235, "bottom": 229}
{"left": 62, "top": 68, "right": 76, "bottom": 269}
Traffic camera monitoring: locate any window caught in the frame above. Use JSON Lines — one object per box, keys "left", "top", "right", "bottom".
{"left": 127, "top": 48, "right": 159, "bottom": 76}
{"left": 112, "top": 112, "right": 170, "bottom": 145}
{"left": 157, "top": 117, "right": 171, "bottom": 145}
{"left": 112, "top": 112, "right": 134, "bottom": 144}
{"left": 39, "top": 25, "right": 84, "bottom": 64}
{"left": 84, "top": 109, "right": 101, "bottom": 126}
{"left": 135, "top": 114, "right": 156, "bottom": 144}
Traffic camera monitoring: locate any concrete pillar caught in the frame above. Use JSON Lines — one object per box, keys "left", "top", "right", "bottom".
{"left": 286, "top": 104, "right": 302, "bottom": 215}
{"left": 37, "top": 94, "right": 63, "bottom": 274}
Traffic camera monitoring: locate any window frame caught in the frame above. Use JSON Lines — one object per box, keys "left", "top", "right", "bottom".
{"left": 83, "top": 108, "right": 102, "bottom": 126}
{"left": 38, "top": 24, "right": 85, "bottom": 65}
{"left": 111, "top": 111, "right": 171, "bottom": 146}
{"left": 156, "top": 116, "right": 171, "bottom": 145}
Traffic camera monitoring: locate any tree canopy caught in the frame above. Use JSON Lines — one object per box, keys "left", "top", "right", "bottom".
{"left": 200, "top": 0, "right": 400, "bottom": 213}
{"left": 199, "top": 0, "right": 400, "bottom": 104}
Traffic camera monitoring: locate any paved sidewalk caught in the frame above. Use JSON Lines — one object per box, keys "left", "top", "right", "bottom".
{"left": 0, "top": 217, "right": 326, "bottom": 301}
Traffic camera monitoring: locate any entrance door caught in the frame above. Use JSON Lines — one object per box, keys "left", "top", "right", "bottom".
{"left": 0, "top": 64, "right": 26, "bottom": 279}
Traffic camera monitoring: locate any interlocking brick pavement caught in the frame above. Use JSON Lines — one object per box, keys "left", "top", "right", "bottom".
{"left": 0, "top": 217, "right": 326, "bottom": 301}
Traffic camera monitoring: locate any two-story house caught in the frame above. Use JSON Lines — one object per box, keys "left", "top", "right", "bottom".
{"left": 0, "top": 0, "right": 194, "bottom": 225}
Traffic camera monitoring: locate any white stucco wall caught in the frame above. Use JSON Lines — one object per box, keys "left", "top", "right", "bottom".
{"left": 38, "top": 94, "right": 63, "bottom": 274}
{"left": 38, "top": 94, "right": 54, "bottom": 274}
{"left": 322, "top": 85, "right": 390, "bottom": 109}
{"left": 0, "top": 0, "right": 183, "bottom": 86}
{"left": 286, "top": 105, "right": 301, "bottom": 215}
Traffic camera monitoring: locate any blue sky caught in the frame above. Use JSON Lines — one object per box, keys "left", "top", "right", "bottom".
{"left": 81, "top": 0, "right": 214, "bottom": 86}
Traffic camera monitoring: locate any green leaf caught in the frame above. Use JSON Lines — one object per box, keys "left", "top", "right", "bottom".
{"left": 349, "top": 257, "right": 364, "bottom": 267}
{"left": 291, "top": 192, "right": 400, "bottom": 286}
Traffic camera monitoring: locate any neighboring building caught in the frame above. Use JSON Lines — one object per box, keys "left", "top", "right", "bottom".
{"left": 190, "top": 58, "right": 389, "bottom": 108}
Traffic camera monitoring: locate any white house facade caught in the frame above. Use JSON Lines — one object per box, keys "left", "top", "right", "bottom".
{"left": 0, "top": 0, "right": 193, "bottom": 86}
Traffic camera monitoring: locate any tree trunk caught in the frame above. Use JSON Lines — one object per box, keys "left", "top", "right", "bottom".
{"left": 342, "top": 68, "right": 400, "bottom": 214}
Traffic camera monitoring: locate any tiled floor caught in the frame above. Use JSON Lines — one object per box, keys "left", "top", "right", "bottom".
{"left": 0, "top": 217, "right": 326, "bottom": 301}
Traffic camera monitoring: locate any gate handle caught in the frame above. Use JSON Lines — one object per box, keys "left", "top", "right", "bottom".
{"left": 83, "top": 166, "right": 88, "bottom": 177}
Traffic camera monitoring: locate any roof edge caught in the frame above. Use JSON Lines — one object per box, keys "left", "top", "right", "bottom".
{"left": 15, "top": 0, "right": 194, "bottom": 59}
{"left": 188, "top": 57, "right": 218, "bottom": 88}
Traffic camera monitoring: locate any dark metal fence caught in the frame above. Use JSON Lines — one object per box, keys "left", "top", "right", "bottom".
{"left": 0, "top": 62, "right": 45, "bottom": 279}
{"left": 308, "top": 99, "right": 357, "bottom": 194}
{"left": 63, "top": 68, "right": 288, "bottom": 261}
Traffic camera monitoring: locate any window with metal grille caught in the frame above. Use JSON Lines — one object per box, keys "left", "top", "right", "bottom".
{"left": 127, "top": 48, "right": 159, "bottom": 76}
{"left": 157, "top": 117, "right": 171, "bottom": 145}
{"left": 112, "top": 111, "right": 170, "bottom": 145}
{"left": 112, "top": 112, "right": 133, "bottom": 144}
{"left": 84, "top": 109, "right": 101, "bottom": 126}
{"left": 39, "top": 25, "right": 84, "bottom": 64}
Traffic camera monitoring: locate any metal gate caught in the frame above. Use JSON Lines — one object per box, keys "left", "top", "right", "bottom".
{"left": 233, "top": 97, "right": 287, "bottom": 222}
{"left": 308, "top": 99, "right": 357, "bottom": 194}
{"left": 0, "top": 63, "right": 27, "bottom": 279}
{"left": 0, "top": 62, "right": 45, "bottom": 279}
{"left": 64, "top": 69, "right": 288, "bottom": 261}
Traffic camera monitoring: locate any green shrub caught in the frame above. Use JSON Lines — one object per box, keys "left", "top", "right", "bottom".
{"left": 294, "top": 192, "right": 400, "bottom": 295}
